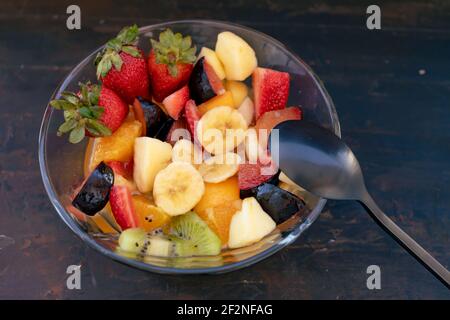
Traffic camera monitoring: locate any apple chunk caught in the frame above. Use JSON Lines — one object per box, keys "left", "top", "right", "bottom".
{"left": 215, "top": 31, "right": 257, "bottom": 81}
{"left": 133, "top": 137, "right": 172, "bottom": 193}
{"left": 228, "top": 197, "right": 276, "bottom": 248}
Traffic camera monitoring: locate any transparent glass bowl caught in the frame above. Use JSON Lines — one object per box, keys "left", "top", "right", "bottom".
{"left": 38, "top": 20, "right": 340, "bottom": 274}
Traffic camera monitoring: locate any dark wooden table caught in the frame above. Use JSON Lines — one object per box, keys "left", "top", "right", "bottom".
{"left": 1, "top": 0, "right": 449, "bottom": 299}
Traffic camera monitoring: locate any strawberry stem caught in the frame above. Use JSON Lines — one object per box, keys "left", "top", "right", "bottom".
{"left": 95, "top": 24, "right": 141, "bottom": 79}
{"left": 150, "top": 28, "right": 196, "bottom": 77}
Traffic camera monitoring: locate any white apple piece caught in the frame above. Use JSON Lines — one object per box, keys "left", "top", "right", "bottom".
{"left": 228, "top": 197, "right": 276, "bottom": 249}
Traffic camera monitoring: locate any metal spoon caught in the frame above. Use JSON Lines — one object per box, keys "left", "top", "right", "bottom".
{"left": 271, "top": 120, "right": 450, "bottom": 288}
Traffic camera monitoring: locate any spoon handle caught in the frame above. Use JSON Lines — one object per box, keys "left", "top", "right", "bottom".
{"left": 360, "top": 192, "right": 450, "bottom": 288}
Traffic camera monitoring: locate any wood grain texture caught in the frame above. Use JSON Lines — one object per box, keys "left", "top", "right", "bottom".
{"left": 0, "top": 0, "right": 449, "bottom": 299}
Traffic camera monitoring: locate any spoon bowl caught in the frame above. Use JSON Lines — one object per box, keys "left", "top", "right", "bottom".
{"left": 271, "top": 120, "right": 450, "bottom": 288}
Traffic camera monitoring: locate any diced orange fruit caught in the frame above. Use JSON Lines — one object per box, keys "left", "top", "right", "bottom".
{"left": 202, "top": 199, "right": 242, "bottom": 244}
{"left": 92, "top": 204, "right": 119, "bottom": 234}
{"left": 83, "top": 138, "right": 95, "bottom": 178}
{"left": 198, "top": 91, "right": 234, "bottom": 115}
{"left": 194, "top": 176, "right": 240, "bottom": 243}
{"left": 224, "top": 80, "right": 248, "bottom": 107}
{"left": 86, "top": 120, "right": 142, "bottom": 173}
{"left": 132, "top": 195, "right": 171, "bottom": 232}
{"left": 194, "top": 176, "right": 240, "bottom": 214}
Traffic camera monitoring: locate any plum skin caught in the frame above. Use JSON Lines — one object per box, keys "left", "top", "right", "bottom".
{"left": 136, "top": 97, "right": 173, "bottom": 138}
{"left": 243, "top": 183, "right": 306, "bottom": 224}
{"left": 188, "top": 57, "right": 216, "bottom": 104}
{"left": 72, "top": 162, "right": 114, "bottom": 216}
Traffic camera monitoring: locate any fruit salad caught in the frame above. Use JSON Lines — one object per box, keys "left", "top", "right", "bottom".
{"left": 50, "top": 25, "right": 308, "bottom": 258}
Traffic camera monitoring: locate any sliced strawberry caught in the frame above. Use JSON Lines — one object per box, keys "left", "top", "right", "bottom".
{"left": 109, "top": 185, "right": 138, "bottom": 230}
{"left": 162, "top": 85, "right": 190, "bottom": 120}
{"left": 253, "top": 67, "right": 290, "bottom": 119}
{"left": 238, "top": 161, "right": 279, "bottom": 190}
{"left": 184, "top": 99, "right": 200, "bottom": 139}
{"left": 203, "top": 59, "right": 225, "bottom": 95}
{"left": 107, "top": 160, "right": 133, "bottom": 180}
{"left": 123, "top": 160, "right": 134, "bottom": 178}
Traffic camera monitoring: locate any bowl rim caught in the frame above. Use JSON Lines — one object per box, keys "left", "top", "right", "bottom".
{"left": 38, "top": 19, "right": 341, "bottom": 274}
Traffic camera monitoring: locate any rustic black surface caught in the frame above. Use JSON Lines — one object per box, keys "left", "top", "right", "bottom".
{"left": 0, "top": 0, "right": 449, "bottom": 299}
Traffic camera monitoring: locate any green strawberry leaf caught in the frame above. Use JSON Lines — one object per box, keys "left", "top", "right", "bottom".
{"left": 50, "top": 99, "right": 76, "bottom": 110}
{"left": 63, "top": 109, "right": 76, "bottom": 121}
{"left": 57, "top": 119, "right": 77, "bottom": 136}
{"left": 88, "top": 85, "right": 101, "bottom": 105}
{"left": 80, "top": 84, "right": 89, "bottom": 104}
{"left": 96, "top": 25, "right": 140, "bottom": 79}
{"left": 89, "top": 106, "right": 104, "bottom": 119}
{"left": 78, "top": 106, "right": 94, "bottom": 119}
{"left": 106, "top": 38, "right": 122, "bottom": 51}
{"left": 60, "top": 91, "right": 80, "bottom": 105}
{"left": 116, "top": 24, "right": 139, "bottom": 44}
{"left": 69, "top": 125, "right": 86, "bottom": 144}
{"left": 52, "top": 82, "right": 113, "bottom": 143}
{"left": 110, "top": 51, "right": 123, "bottom": 71}
{"left": 121, "top": 45, "right": 140, "bottom": 58}
{"left": 86, "top": 119, "right": 112, "bottom": 136}
{"left": 150, "top": 28, "right": 197, "bottom": 77}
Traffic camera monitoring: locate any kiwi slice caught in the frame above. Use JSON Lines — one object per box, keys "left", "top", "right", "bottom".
{"left": 168, "top": 211, "right": 221, "bottom": 257}
{"left": 118, "top": 228, "right": 147, "bottom": 254}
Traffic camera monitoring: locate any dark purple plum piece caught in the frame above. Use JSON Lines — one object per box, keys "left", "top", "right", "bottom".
{"left": 72, "top": 162, "right": 114, "bottom": 216}
{"left": 253, "top": 183, "right": 306, "bottom": 224}
{"left": 135, "top": 97, "right": 172, "bottom": 138}
{"left": 188, "top": 57, "right": 216, "bottom": 104}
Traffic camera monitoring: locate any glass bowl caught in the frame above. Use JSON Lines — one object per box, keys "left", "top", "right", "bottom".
{"left": 38, "top": 20, "right": 340, "bottom": 274}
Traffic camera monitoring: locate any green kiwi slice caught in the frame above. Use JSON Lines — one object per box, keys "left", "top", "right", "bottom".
{"left": 168, "top": 211, "right": 221, "bottom": 257}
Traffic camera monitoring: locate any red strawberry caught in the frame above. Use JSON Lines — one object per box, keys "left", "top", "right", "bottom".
{"left": 49, "top": 83, "right": 128, "bottom": 143}
{"left": 148, "top": 29, "right": 196, "bottom": 102}
{"left": 184, "top": 99, "right": 200, "bottom": 139}
{"left": 97, "top": 86, "right": 129, "bottom": 132}
{"left": 162, "top": 85, "right": 190, "bottom": 119}
{"left": 107, "top": 160, "right": 133, "bottom": 180}
{"left": 96, "top": 25, "right": 150, "bottom": 104}
{"left": 238, "top": 161, "right": 279, "bottom": 190}
{"left": 253, "top": 67, "right": 290, "bottom": 119}
{"left": 109, "top": 185, "right": 139, "bottom": 230}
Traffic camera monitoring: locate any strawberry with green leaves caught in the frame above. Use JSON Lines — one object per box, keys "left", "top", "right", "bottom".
{"left": 50, "top": 82, "right": 128, "bottom": 143}
{"left": 148, "top": 29, "right": 197, "bottom": 102}
{"left": 96, "top": 24, "right": 150, "bottom": 104}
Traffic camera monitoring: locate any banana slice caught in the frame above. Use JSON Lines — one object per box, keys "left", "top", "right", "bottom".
{"left": 153, "top": 162, "right": 205, "bottom": 216}
{"left": 198, "top": 152, "right": 241, "bottom": 183}
{"left": 196, "top": 106, "right": 248, "bottom": 155}
{"left": 172, "top": 139, "right": 202, "bottom": 165}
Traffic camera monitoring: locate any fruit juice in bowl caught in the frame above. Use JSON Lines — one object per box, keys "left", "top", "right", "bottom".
{"left": 39, "top": 20, "right": 340, "bottom": 273}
